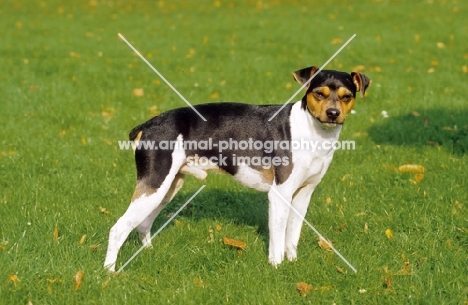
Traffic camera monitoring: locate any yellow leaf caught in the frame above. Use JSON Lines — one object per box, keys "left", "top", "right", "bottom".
{"left": 336, "top": 265, "right": 345, "bottom": 273}
{"left": 331, "top": 38, "right": 343, "bottom": 44}
{"left": 193, "top": 277, "right": 205, "bottom": 288}
{"left": 353, "top": 65, "right": 366, "bottom": 72}
{"left": 318, "top": 237, "right": 333, "bottom": 252}
{"left": 8, "top": 274, "right": 19, "bottom": 287}
{"left": 89, "top": 244, "right": 100, "bottom": 250}
{"left": 385, "top": 228, "right": 394, "bottom": 239}
{"left": 223, "top": 237, "right": 247, "bottom": 250}
{"left": 78, "top": 234, "right": 87, "bottom": 245}
{"left": 285, "top": 82, "right": 292, "bottom": 89}
{"left": 436, "top": 42, "right": 445, "bottom": 49}
{"left": 325, "top": 197, "right": 332, "bottom": 205}
{"left": 148, "top": 105, "right": 159, "bottom": 117}
{"left": 73, "top": 270, "right": 84, "bottom": 291}
{"left": 398, "top": 164, "right": 425, "bottom": 174}
{"left": 462, "top": 65, "right": 468, "bottom": 73}
{"left": 80, "top": 137, "right": 87, "bottom": 145}
{"left": 414, "top": 173, "right": 424, "bottom": 183}
{"left": 132, "top": 88, "right": 144, "bottom": 97}
{"left": 296, "top": 282, "right": 312, "bottom": 297}
{"left": 53, "top": 226, "right": 59, "bottom": 241}
{"left": 99, "top": 206, "right": 112, "bottom": 215}
{"left": 210, "top": 91, "right": 219, "bottom": 99}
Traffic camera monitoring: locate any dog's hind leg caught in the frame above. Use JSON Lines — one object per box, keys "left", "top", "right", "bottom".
{"left": 284, "top": 184, "right": 314, "bottom": 261}
{"left": 104, "top": 136, "right": 186, "bottom": 272}
{"left": 136, "top": 173, "right": 185, "bottom": 248}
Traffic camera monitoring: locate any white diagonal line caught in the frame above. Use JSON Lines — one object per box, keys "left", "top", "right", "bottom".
{"left": 269, "top": 186, "right": 357, "bottom": 273}
{"left": 118, "top": 33, "right": 207, "bottom": 122}
{"left": 268, "top": 34, "right": 357, "bottom": 121}
{"left": 117, "top": 184, "right": 206, "bottom": 273}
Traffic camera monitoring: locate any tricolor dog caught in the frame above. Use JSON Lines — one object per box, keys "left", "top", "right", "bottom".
{"left": 104, "top": 66, "right": 371, "bottom": 272}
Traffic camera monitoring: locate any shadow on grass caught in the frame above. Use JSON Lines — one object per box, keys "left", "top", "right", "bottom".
{"left": 368, "top": 108, "right": 468, "bottom": 155}
{"left": 149, "top": 188, "right": 270, "bottom": 243}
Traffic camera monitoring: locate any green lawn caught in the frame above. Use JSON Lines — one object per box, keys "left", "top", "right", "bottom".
{"left": 1, "top": 0, "right": 467, "bottom": 304}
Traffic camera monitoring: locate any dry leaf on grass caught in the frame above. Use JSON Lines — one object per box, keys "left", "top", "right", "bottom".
{"left": 132, "top": 88, "right": 144, "bottom": 97}
{"left": 193, "top": 277, "right": 205, "bottom": 288}
{"left": 99, "top": 206, "right": 112, "bottom": 215}
{"left": 385, "top": 228, "right": 394, "bottom": 239}
{"left": 8, "top": 274, "right": 19, "bottom": 287}
{"left": 78, "top": 234, "right": 87, "bottom": 245}
{"left": 223, "top": 237, "right": 247, "bottom": 250}
{"left": 74, "top": 270, "right": 84, "bottom": 291}
{"left": 296, "top": 282, "right": 313, "bottom": 297}
{"left": 53, "top": 226, "right": 59, "bottom": 241}
{"left": 318, "top": 237, "right": 333, "bottom": 252}
{"left": 398, "top": 164, "right": 425, "bottom": 174}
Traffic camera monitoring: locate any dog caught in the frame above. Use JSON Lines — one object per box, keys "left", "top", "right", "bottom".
{"left": 104, "top": 66, "right": 371, "bottom": 272}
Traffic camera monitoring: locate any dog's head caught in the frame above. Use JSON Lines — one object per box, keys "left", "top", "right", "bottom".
{"left": 293, "top": 66, "right": 371, "bottom": 127}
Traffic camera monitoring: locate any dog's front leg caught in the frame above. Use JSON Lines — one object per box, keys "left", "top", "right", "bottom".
{"left": 285, "top": 184, "right": 315, "bottom": 261}
{"left": 267, "top": 186, "right": 293, "bottom": 266}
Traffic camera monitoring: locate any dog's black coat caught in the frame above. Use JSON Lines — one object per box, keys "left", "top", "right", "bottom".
{"left": 130, "top": 102, "right": 294, "bottom": 190}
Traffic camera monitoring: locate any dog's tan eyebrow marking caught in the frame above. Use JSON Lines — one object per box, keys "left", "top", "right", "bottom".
{"left": 337, "top": 87, "right": 353, "bottom": 99}
{"left": 313, "top": 86, "right": 330, "bottom": 97}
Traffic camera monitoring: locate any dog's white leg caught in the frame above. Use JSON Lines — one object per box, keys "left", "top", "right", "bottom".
{"left": 267, "top": 186, "right": 293, "bottom": 266}
{"left": 104, "top": 137, "right": 186, "bottom": 272}
{"left": 136, "top": 174, "right": 185, "bottom": 248}
{"left": 285, "top": 184, "right": 315, "bottom": 261}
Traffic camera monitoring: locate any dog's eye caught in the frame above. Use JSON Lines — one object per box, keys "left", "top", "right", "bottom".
{"left": 342, "top": 94, "right": 353, "bottom": 101}
{"left": 314, "top": 91, "right": 325, "bottom": 99}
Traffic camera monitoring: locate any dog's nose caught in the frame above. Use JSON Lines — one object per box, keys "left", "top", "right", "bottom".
{"left": 326, "top": 108, "right": 340, "bottom": 120}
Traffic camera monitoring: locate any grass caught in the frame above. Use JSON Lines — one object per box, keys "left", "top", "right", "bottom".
{"left": 1, "top": 0, "right": 467, "bottom": 304}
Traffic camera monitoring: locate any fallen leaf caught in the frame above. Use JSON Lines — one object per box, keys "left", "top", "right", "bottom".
{"left": 132, "top": 88, "right": 144, "bottom": 97}
{"left": 364, "top": 222, "right": 369, "bottom": 234}
{"left": 462, "top": 65, "right": 468, "bottom": 73}
{"left": 398, "top": 164, "right": 425, "bottom": 174}
{"left": 436, "top": 42, "right": 445, "bottom": 49}
{"left": 412, "top": 111, "right": 420, "bottom": 117}
{"left": 336, "top": 265, "right": 345, "bottom": 273}
{"left": 331, "top": 38, "right": 343, "bottom": 44}
{"left": 318, "top": 237, "right": 333, "bottom": 252}
{"left": 358, "top": 288, "right": 367, "bottom": 294}
{"left": 8, "top": 274, "right": 19, "bottom": 287}
{"left": 210, "top": 91, "right": 219, "bottom": 99}
{"left": 53, "top": 226, "right": 59, "bottom": 241}
{"left": 78, "top": 234, "right": 86, "bottom": 245}
{"left": 385, "top": 228, "right": 394, "bottom": 239}
{"left": 223, "top": 237, "right": 247, "bottom": 250}
{"left": 89, "top": 244, "right": 100, "bottom": 250}
{"left": 74, "top": 270, "right": 84, "bottom": 291}
{"left": 194, "top": 277, "right": 205, "bottom": 288}
{"left": 336, "top": 223, "right": 346, "bottom": 232}
{"left": 414, "top": 173, "right": 424, "bottom": 183}
{"left": 352, "top": 65, "right": 366, "bottom": 72}
{"left": 99, "top": 206, "right": 112, "bottom": 215}
{"left": 384, "top": 277, "right": 392, "bottom": 290}
{"left": 296, "top": 282, "right": 313, "bottom": 297}
{"left": 148, "top": 105, "right": 159, "bottom": 117}
{"left": 325, "top": 197, "right": 332, "bottom": 205}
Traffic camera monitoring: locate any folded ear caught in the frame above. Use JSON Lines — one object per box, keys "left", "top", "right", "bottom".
{"left": 292, "top": 66, "right": 319, "bottom": 88}
{"left": 351, "top": 72, "right": 371, "bottom": 98}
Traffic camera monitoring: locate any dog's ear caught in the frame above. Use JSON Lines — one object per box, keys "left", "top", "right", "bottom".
{"left": 351, "top": 72, "right": 371, "bottom": 98}
{"left": 292, "top": 66, "right": 319, "bottom": 88}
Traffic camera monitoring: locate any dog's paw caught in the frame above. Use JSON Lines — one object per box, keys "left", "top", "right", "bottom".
{"left": 285, "top": 246, "right": 297, "bottom": 262}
